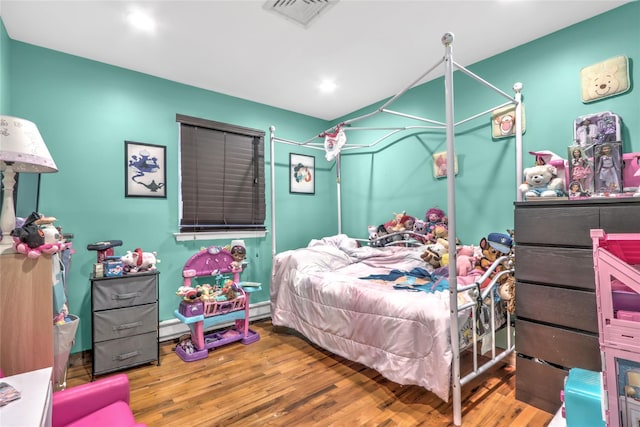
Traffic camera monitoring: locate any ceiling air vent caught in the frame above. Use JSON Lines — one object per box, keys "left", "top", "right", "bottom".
{"left": 263, "top": 0, "right": 339, "bottom": 28}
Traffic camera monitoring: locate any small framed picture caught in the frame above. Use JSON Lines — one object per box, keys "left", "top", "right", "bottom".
{"left": 290, "top": 153, "right": 315, "bottom": 194}
{"left": 433, "top": 151, "right": 458, "bottom": 179}
{"left": 125, "top": 141, "right": 166, "bottom": 198}
{"left": 491, "top": 104, "right": 526, "bottom": 139}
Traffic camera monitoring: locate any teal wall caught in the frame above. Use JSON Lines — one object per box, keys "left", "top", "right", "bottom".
{"left": 2, "top": 1, "right": 639, "bottom": 353}
{"left": 337, "top": 2, "right": 639, "bottom": 245}
{"left": 5, "top": 36, "right": 335, "bottom": 353}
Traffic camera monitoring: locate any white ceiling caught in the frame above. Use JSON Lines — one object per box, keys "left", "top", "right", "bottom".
{"left": 0, "top": 0, "right": 631, "bottom": 121}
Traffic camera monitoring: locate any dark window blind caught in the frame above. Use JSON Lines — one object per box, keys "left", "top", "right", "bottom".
{"left": 177, "top": 114, "right": 265, "bottom": 232}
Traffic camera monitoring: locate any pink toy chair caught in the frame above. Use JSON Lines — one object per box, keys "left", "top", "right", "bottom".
{"left": 52, "top": 374, "right": 145, "bottom": 427}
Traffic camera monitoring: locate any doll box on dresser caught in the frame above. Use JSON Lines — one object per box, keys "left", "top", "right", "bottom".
{"left": 568, "top": 111, "right": 640, "bottom": 199}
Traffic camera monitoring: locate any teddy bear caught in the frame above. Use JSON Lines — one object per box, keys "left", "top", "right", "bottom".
{"left": 519, "top": 164, "right": 565, "bottom": 199}
{"left": 421, "top": 239, "right": 448, "bottom": 268}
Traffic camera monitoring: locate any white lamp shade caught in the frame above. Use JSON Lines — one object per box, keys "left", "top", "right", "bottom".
{"left": 0, "top": 115, "right": 57, "bottom": 172}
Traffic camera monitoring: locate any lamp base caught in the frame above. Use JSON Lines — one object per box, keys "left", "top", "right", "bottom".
{"left": 0, "top": 236, "right": 17, "bottom": 254}
{"left": 1, "top": 164, "right": 18, "bottom": 254}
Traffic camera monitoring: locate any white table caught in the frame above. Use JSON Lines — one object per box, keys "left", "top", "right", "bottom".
{"left": 0, "top": 367, "right": 52, "bottom": 427}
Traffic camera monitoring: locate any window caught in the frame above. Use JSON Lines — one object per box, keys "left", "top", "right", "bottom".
{"left": 177, "top": 114, "right": 265, "bottom": 235}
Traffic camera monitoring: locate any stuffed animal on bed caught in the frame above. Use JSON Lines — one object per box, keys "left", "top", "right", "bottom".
{"left": 519, "top": 164, "right": 565, "bottom": 199}
{"left": 474, "top": 233, "right": 512, "bottom": 288}
{"left": 456, "top": 245, "right": 478, "bottom": 277}
{"left": 368, "top": 224, "right": 391, "bottom": 247}
{"left": 384, "top": 211, "right": 415, "bottom": 233}
{"left": 424, "top": 208, "right": 448, "bottom": 242}
{"left": 421, "top": 239, "right": 448, "bottom": 268}
{"left": 412, "top": 219, "right": 429, "bottom": 243}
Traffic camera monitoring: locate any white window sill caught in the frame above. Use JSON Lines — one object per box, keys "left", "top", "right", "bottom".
{"left": 173, "top": 229, "right": 267, "bottom": 242}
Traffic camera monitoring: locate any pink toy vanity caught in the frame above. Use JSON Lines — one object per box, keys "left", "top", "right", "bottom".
{"left": 173, "top": 245, "right": 261, "bottom": 362}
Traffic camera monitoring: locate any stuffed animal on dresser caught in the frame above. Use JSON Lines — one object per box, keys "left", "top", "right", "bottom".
{"left": 121, "top": 248, "right": 158, "bottom": 272}
{"left": 519, "top": 164, "right": 565, "bottom": 199}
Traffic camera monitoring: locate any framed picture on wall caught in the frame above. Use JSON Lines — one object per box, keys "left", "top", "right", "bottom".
{"left": 491, "top": 104, "right": 526, "bottom": 139}
{"left": 433, "top": 151, "right": 458, "bottom": 179}
{"left": 125, "top": 141, "right": 166, "bottom": 198}
{"left": 290, "top": 153, "right": 315, "bottom": 194}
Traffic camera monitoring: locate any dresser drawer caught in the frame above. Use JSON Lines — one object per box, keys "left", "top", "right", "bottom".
{"left": 515, "top": 206, "right": 598, "bottom": 247}
{"left": 515, "top": 355, "right": 567, "bottom": 414}
{"left": 515, "top": 319, "right": 600, "bottom": 369}
{"left": 515, "top": 283, "right": 598, "bottom": 332}
{"left": 93, "top": 331, "right": 158, "bottom": 375}
{"left": 93, "top": 304, "right": 157, "bottom": 343}
{"left": 92, "top": 274, "right": 157, "bottom": 310}
{"left": 600, "top": 205, "right": 640, "bottom": 233}
{"left": 515, "top": 246, "right": 594, "bottom": 290}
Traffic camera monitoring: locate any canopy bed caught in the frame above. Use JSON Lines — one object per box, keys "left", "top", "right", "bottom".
{"left": 269, "top": 33, "right": 523, "bottom": 426}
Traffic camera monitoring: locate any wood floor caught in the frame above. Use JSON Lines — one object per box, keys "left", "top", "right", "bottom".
{"left": 66, "top": 319, "right": 555, "bottom": 427}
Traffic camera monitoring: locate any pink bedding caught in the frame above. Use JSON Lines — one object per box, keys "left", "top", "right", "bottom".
{"left": 270, "top": 234, "right": 467, "bottom": 402}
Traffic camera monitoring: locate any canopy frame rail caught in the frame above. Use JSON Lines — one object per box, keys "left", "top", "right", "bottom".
{"left": 269, "top": 32, "right": 523, "bottom": 426}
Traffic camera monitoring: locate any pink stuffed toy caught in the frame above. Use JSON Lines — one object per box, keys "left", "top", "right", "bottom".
{"left": 455, "top": 245, "right": 481, "bottom": 285}
{"left": 13, "top": 238, "right": 66, "bottom": 259}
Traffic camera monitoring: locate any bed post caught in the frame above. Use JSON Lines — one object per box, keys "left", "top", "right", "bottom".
{"left": 336, "top": 154, "right": 342, "bottom": 234}
{"left": 442, "top": 32, "right": 462, "bottom": 427}
{"left": 270, "top": 126, "right": 277, "bottom": 257}
{"left": 514, "top": 83, "right": 524, "bottom": 202}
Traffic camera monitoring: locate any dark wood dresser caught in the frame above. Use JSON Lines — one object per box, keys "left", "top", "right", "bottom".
{"left": 514, "top": 197, "right": 640, "bottom": 413}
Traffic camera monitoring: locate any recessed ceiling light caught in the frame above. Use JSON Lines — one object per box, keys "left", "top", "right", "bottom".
{"left": 127, "top": 10, "right": 156, "bottom": 33}
{"left": 319, "top": 80, "right": 337, "bottom": 93}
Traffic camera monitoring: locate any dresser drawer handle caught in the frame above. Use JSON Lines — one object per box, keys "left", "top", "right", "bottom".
{"left": 116, "top": 351, "right": 140, "bottom": 360}
{"left": 112, "top": 292, "right": 141, "bottom": 300}
{"left": 114, "top": 322, "right": 142, "bottom": 330}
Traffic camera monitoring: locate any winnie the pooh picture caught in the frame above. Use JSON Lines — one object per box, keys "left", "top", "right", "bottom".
{"left": 580, "top": 55, "right": 630, "bottom": 103}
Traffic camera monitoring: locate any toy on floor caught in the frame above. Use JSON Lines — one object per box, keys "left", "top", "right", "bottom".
{"left": 173, "top": 243, "right": 261, "bottom": 362}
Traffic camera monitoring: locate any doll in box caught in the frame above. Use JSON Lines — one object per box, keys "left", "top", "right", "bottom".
{"left": 568, "top": 146, "right": 593, "bottom": 194}
{"left": 595, "top": 143, "right": 622, "bottom": 193}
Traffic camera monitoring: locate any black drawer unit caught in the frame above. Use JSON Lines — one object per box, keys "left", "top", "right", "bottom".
{"left": 514, "top": 198, "right": 640, "bottom": 413}
{"left": 90, "top": 271, "right": 160, "bottom": 378}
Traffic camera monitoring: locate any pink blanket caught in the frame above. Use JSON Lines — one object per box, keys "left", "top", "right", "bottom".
{"left": 270, "top": 234, "right": 466, "bottom": 401}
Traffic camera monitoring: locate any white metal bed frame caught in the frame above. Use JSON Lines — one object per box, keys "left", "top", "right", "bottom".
{"left": 269, "top": 33, "right": 523, "bottom": 426}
